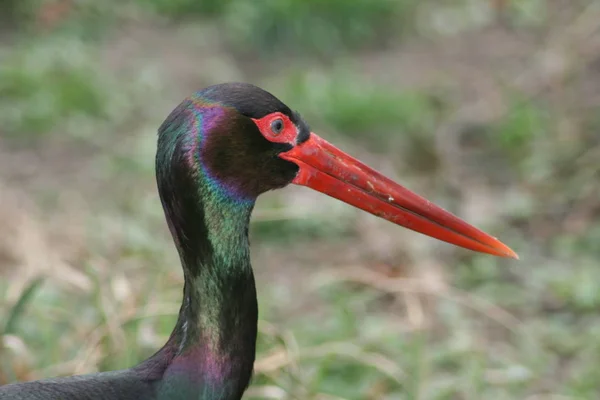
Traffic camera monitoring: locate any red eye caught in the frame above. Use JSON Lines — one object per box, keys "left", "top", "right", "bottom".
{"left": 270, "top": 118, "right": 284, "bottom": 135}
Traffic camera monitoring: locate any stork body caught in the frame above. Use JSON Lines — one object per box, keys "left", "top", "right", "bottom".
{"left": 0, "top": 83, "right": 516, "bottom": 400}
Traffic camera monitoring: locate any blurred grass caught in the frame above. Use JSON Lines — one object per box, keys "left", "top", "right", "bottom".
{"left": 223, "top": 0, "right": 412, "bottom": 57}
{"left": 1, "top": 0, "right": 600, "bottom": 399}
{"left": 0, "top": 39, "right": 109, "bottom": 139}
{"left": 135, "top": 0, "right": 232, "bottom": 18}
{"left": 274, "top": 70, "right": 442, "bottom": 146}
{"left": 140, "top": 0, "right": 416, "bottom": 55}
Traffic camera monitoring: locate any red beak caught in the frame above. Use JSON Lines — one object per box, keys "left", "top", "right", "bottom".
{"left": 280, "top": 133, "right": 518, "bottom": 259}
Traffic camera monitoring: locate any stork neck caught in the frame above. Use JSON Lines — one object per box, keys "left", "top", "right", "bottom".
{"left": 155, "top": 182, "right": 258, "bottom": 399}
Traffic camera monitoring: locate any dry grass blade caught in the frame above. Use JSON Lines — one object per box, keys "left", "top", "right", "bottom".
{"left": 257, "top": 320, "right": 302, "bottom": 375}
{"left": 525, "top": 395, "right": 588, "bottom": 400}
{"left": 313, "top": 265, "right": 521, "bottom": 333}
{"left": 314, "top": 394, "right": 350, "bottom": 400}
{"left": 2, "top": 276, "right": 44, "bottom": 335}
{"left": 255, "top": 341, "right": 404, "bottom": 384}
{"left": 244, "top": 385, "right": 289, "bottom": 399}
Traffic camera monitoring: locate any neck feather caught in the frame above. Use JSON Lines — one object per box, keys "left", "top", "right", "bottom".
{"left": 141, "top": 109, "right": 258, "bottom": 400}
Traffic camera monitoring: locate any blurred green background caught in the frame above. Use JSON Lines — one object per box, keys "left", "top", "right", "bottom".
{"left": 0, "top": 0, "right": 599, "bottom": 399}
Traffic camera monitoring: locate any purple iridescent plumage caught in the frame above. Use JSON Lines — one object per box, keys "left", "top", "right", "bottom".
{"left": 181, "top": 96, "right": 255, "bottom": 203}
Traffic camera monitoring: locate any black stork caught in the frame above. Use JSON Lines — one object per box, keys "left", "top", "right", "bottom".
{"left": 0, "top": 83, "right": 517, "bottom": 400}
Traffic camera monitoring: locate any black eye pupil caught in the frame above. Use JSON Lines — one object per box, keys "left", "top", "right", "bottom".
{"left": 271, "top": 119, "right": 284, "bottom": 134}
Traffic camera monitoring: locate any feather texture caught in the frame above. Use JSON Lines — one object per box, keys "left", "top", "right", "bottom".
{"left": 0, "top": 83, "right": 302, "bottom": 400}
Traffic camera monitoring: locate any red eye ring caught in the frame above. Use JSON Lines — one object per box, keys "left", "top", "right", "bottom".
{"left": 252, "top": 112, "right": 297, "bottom": 145}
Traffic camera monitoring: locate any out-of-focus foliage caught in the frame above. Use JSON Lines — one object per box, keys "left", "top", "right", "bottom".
{"left": 136, "top": 0, "right": 232, "bottom": 18}
{"left": 276, "top": 70, "right": 441, "bottom": 141}
{"left": 223, "top": 0, "right": 413, "bottom": 56}
{"left": 0, "top": 40, "right": 108, "bottom": 138}
{"left": 1, "top": 0, "right": 599, "bottom": 398}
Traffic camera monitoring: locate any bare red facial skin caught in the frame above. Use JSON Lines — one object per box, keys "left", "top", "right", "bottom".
{"left": 252, "top": 113, "right": 298, "bottom": 145}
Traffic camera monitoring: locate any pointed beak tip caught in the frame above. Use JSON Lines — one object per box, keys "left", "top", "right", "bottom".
{"left": 497, "top": 245, "right": 519, "bottom": 260}
{"left": 496, "top": 242, "right": 519, "bottom": 260}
